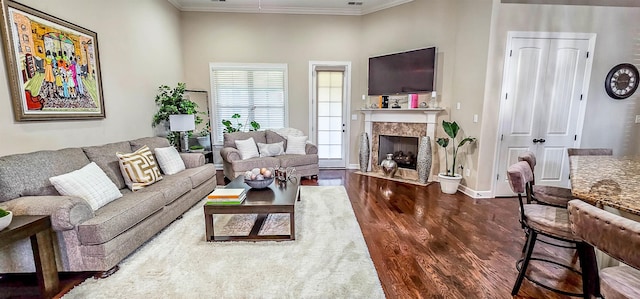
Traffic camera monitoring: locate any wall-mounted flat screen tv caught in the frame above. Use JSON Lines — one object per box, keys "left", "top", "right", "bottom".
{"left": 368, "top": 47, "right": 436, "bottom": 96}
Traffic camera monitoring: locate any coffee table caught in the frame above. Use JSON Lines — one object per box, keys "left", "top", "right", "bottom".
{"left": 204, "top": 176, "right": 300, "bottom": 242}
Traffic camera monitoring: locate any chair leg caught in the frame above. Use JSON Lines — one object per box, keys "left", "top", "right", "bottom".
{"left": 576, "top": 242, "right": 600, "bottom": 299}
{"left": 512, "top": 230, "right": 538, "bottom": 296}
{"left": 521, "top": 230, "right": 529, "bottom": 253}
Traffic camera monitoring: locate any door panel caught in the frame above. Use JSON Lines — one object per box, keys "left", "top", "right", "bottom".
{"left": 495, "top": 36, "right": 592, "bottom": 196}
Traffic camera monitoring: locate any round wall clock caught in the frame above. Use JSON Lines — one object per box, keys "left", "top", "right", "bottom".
{"left": 605, "top": 63, "right": 639, "bottom": 100}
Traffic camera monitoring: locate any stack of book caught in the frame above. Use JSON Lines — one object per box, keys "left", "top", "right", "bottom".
{"left": 206, "top": 188, "right": 246, "bottom": 205}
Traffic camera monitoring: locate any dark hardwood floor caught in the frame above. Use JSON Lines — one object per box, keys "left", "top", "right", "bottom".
{"left": 1, "top": 169, "right": 583, "bottom": 298}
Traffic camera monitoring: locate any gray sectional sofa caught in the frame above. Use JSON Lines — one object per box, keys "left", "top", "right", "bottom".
{"left": 220, "top": 130, "right": 319, "bottom": 180}
{"left": 0, "top": 137, "right": 216, "bottom": 273}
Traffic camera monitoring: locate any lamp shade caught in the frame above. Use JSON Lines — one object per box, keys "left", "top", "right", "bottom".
{"left": 169, "top": 114, "right": 195, "bottom": 132}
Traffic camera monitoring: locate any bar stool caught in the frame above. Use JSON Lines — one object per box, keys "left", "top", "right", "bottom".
{"left": 568, "top": 199, "right": 639, "bottom": 299}
{"left": 507, "top": 161, "right": 591, "bottom": 297}
{"left": 518, "top": 151, "right": 574, "bottom": 208}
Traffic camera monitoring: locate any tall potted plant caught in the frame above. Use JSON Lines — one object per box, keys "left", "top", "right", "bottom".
{"left": 151, "top": 83, "right": 202, "bottom": 146}
{"left": 436, "top": 120, "right": 476, "bottom": 194}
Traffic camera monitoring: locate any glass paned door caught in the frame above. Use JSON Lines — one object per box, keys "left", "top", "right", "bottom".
{"left": 316, "top": 71, "right": 345, "bottom": 164}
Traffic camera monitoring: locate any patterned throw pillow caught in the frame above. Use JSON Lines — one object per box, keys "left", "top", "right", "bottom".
{"left": 49, "top": 162, "right": 123, "bottom": 211}
{"left": 116, "top": 145, "right": 163, "bottom": 191}
{"left": 285, "top": 135, "right": 308, "bottom": 155}
{"left": 154, "top": 146, "right": 186, "bottom": 175}
{"left": 258, "top": 141, "right": 285, "bottom": 157}
{"left": 235, "top": 137, "right": 260, "bottom": 160}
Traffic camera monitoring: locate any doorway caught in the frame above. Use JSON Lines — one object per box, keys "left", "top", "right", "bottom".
{"left": 309, "top": 61, "right": 351, "bottom": 168}
{"left": 494, "top": 32, "right": 596, "bottom": 196}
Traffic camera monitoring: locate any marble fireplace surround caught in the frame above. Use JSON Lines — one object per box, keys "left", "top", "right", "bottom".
{"left": 361, "top": 108, "right": 444, "bottom": 181}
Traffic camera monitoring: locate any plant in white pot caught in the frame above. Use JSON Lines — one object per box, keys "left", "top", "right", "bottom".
{"left": 0, "top": 207, "right": 12, "bottom": 231}
{"left": 436, "top": 120, "right": 476, "bottom": 194}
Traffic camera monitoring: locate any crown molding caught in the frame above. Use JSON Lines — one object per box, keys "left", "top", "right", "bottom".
{"left": 169, "top": 0, "right": 414, "bottom": 16}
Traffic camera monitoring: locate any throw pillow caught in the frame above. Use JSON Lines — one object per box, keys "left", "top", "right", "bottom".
{"left": 116, "top": 145, "right": 163, "bottom": 191}
{"left": 257, "top": 141, "right": 285, "bottom": 157}
{"left": 49, "top": 162, "right": 123, "bottom": 211}
{"left": 235, "top": 137, "right": 260, "bottom": 160}
{"left": 154, "top": 146, "right": 186, "bottom": 175}
{"left": 285, "top": 135, "right": 308, "bottom": 155}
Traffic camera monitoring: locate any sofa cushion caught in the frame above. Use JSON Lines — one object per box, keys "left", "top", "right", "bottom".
{"left": 154, "top": 146, "right": 186, "bottom": 175}
{"left": 235, "top": 137, "right": 260, "bottom": 160}
{"left": 258, "top": 141, "right": 285, "bottom": 157}
{"left": 265, "top": 130, "right": 287, "bottom": 148}
{"left": 83, "top": 141, "right": 131, "bottom": 189}
{"left": 278, "top": 154, "right": 319, "bottom": 168}
{"left": 77, "top": 190, "right": 165, "bottom": 245}
{"left": 136, "top": 174, "right": 191, "bottom": 205}
{"left": 230, "top": 157, "right": 279, "bottom": 172}
{"left": 117, "top": 146, "right": 163, "bottom": 191}
{"left": 49, "top": 162, "right": 123, "bottom": 211}
{"left": 129, "top": 137, "right": 171, "bottom": 152}
{"left": 223, "top": 131, "right": 267, "bottom": 148}
{"left": 176, "top": 164, "right": 217, "bottom": 189}
{"left": 0, "top": 148, "right": 90, "bottom": 202}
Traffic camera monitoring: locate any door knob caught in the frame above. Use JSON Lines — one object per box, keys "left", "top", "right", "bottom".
{"left": 532, "top": 138, "right": 546, "bottom": 143}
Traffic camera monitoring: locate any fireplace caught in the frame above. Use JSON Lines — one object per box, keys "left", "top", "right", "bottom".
{"left": 378, "top": 135, "right": 418, "bottom": 170}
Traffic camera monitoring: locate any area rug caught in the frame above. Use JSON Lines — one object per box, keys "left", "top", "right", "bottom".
{"left": 63, "top": 186, "right": 385, "bottom": 298}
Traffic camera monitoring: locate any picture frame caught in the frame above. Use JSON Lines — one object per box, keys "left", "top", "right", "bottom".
{"left": 0, "top": 0, "right": 104, "bottom": 121}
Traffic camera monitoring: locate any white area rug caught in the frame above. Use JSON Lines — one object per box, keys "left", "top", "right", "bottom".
{"left": 63, "top": 186, "right": 385, "bottom": 298}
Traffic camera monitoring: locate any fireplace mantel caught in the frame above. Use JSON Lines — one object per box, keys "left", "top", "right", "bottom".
{"left": 360, "top": 108, "right": 444, "bottom": 173}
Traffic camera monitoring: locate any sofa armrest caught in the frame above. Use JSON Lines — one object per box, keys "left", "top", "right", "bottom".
{"left": 0, "top": 196, "right": 94, "bottom": 231}
{"left": 179, "top": 152, "right": 205, "bottom": 168}
{"left": 220, "top": 147, "right": 242, "bottom": 163}
{"left": 305, "top": 143, "right": 318, "bottom": 155}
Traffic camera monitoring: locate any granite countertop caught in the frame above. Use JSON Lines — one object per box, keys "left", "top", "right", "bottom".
{"left": 569, "top": 155, "right": 640, "bottom": 216}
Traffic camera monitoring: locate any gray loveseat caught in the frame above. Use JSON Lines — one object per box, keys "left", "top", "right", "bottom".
{"left": 220, "top": 130, "right": 319, "bottom": 180}
{"left": 0, "top": 137, "right": 216, "bottom": 273}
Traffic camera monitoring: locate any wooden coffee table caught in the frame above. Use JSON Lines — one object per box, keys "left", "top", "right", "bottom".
{"left": 204, "top": 176, "right": 300, "bottom": 242}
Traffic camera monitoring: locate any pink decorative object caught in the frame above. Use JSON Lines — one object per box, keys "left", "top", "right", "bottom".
{"left": 409, "top": 94, "right": 419, "bottom": 108}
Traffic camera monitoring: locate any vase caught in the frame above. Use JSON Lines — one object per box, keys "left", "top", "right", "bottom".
{"left": 438, "top": 173, "right": 463, "bottom": 194}
{"left": 380, "top": 153, "right": 398, "bottom": 177}
{"left": 359, "top": 132, "right": 370, "bottom": 172}
{"left": 416, "top": 136, "right": 432, "bottom": 184}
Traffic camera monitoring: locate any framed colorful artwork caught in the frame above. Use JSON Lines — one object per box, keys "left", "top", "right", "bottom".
{"left": 0, "top": 0, "right": 104, "bottom": 121}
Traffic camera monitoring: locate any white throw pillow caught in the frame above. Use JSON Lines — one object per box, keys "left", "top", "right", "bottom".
{"left": 154, "top": 146, "right": 186, "bottom": 175}
{"left": 235, "top": 137, "right": 260, "bottom": 160}
{"left": 285, "top": 135, "right": 308, "bottom": 155}
{"left": 258, "top": 141, "right": 285, "bottom": 157}
{"left": 49, "top": 162, "right": 123, "bottom": 211}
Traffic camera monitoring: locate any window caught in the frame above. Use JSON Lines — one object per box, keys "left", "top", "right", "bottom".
{"left": 210, "top": 63, "right": 288, "bottom": 144}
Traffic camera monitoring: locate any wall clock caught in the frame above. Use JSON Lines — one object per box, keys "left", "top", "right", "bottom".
{"left": 605, "top": 63, "right": 639, "bottom": 100}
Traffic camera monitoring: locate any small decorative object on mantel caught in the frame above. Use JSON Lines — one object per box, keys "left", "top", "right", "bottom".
{"left": 380, "top": 153, "right": 398, "bottom": 177}
{"left": 359, "top": 132, "right": 370, "bottom": 172}
{"left": 1, "top": 0, "right": 105, "bottom": 121}
{"left": 0, "top": 208, "right": 12, "bottom": 231}
{"left": 417, "top": 136, "right": 432, "bottom": 184}
{"left": 419, "top": 102, "right": 428, "bottom": 108}
{"left": 436, "top": 120, "right": 476, "bottom": 194}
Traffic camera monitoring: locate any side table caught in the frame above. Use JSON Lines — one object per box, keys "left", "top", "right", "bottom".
{"left": 0, "top": 215, "right": 59, "bottom": 298}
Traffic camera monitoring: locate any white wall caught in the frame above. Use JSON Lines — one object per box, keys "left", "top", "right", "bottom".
{"left": 477, "top": 1, "right": 640, "bottom": 191}
{"left": 0, "top": 0, "right": 183, "bottom": 156}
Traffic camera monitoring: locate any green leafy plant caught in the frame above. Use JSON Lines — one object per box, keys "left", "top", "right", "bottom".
{"left": 0, "top": 208, "right": 9, "bottom": 218}
{"left": 190, "top": 145, "right": 204, "bottom": 151}
{"left": 436, "top": 120, "right": 476, "bottom": 177}
{"left": 199, "top": 121, "right": 211, "bottom": 137}
{"left": 221, "top": 113, "right": 260, "bottom": 133}
{"left": 151, "top": 83, "right": 202, "bottom": 145}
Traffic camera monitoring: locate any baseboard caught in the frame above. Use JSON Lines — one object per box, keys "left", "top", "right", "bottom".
{"left": 347, "top": 164, "right": 359, "bottom": 170}
{"left": 456, "top": 184, "right": 493, "bottom": 199}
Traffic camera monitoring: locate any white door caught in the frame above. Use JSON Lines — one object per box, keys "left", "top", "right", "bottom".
{"left": 494, "top": 35, "right": 593, "bottom": 196}
{"left": 309, "top": 62, "right": 351, "bottom": 168}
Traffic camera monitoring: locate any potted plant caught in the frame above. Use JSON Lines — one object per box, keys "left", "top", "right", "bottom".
{"left": 0, "top": 207, "right": 12, "bottom": 231}
{"left": 197, "top": 121, "right": 212, "bottom": 150}
{"left": 436, "top": 120, "right": 476, "bottom": 194}
{"left": 151, "top": 82, "right": 202, "bottom": 146}
{"left": 221, "top": 112, "right": 261, "bottom": 133}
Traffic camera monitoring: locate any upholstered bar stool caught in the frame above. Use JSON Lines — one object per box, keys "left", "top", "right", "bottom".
{"left": 507, "top": 161, "right": 591, "bottom": 297}
{"left": 518, "top": 151, "right": 574, "bottom": 208}
{"left": 568, "top": 199, "right": 640, "bottom": 299}
{"left": 567, "top": 148, "right": 613, "bottom": 156}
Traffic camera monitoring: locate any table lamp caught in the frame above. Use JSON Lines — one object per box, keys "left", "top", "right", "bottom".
{"left": 169, "top": 114, "right": 195, "bottom": 152}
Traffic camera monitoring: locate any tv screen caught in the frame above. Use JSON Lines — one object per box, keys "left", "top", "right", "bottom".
{"left": 368, "top": 47, "right": 436, "bottom": 96}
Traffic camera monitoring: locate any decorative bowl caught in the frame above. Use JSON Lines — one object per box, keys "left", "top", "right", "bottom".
{"left": 244, "top": 177, "right": 274, "bottom": 189}
{"left": 0, "top": 211, "right": 13, "bottom": 231}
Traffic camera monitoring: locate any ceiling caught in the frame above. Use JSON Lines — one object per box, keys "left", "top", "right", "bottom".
{"left": 168, "top": 0, "right": 414, "bottom": 15}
